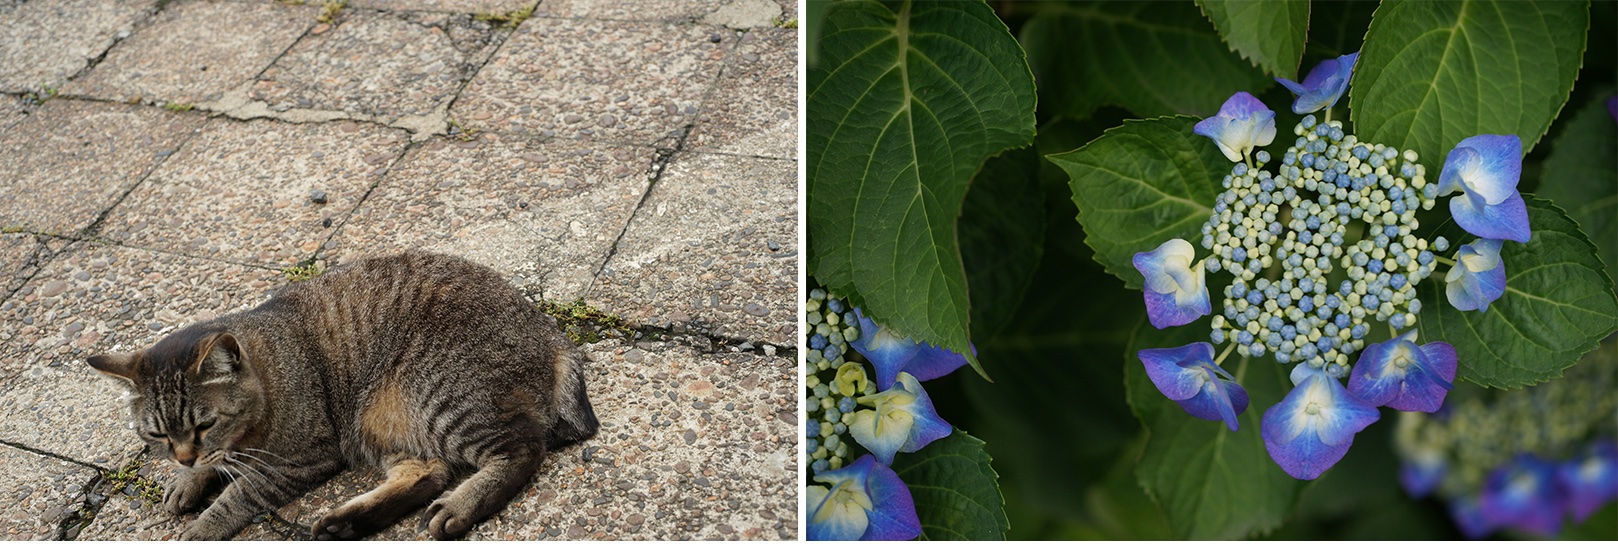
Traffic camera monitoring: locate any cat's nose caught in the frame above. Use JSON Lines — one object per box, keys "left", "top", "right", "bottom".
{"left": 174, "top": 444, "right": 197, "bottom": 467}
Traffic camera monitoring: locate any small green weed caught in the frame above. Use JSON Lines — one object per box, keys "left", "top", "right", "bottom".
{"left": 316, "top": 0, "right": 345, "bottom": 24}
{"left": 537, "top": 299, "right": 632, "bottom": 344}
{"left": 474, "top": 4, "right": 535, "bottom": 29}
{"left": 162, "top": 102, "right": 194, "bottom": 112}
{"left": 282, "top": 263, "right": 325, "bottom": 282}
{"left": 102, "top": 459, "right": 164, "bottom": 506}
{"left": 774, "top": 16, "right": 797, "bottom": 28}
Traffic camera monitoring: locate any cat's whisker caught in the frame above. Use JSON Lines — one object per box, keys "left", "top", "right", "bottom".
{"left": 240, "top": 448, "right": 295, "bottom": 466}
{"left": 232, "top": 451, "right": 293, "bottom": 480}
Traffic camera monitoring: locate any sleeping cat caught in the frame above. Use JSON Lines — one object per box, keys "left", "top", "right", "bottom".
{"left": 85, "top": 251, "right": 599, "bottom": 540}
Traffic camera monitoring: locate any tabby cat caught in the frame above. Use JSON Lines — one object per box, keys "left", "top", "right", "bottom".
{"left": 85, "top": 252, "right": 599, "bottom": 540}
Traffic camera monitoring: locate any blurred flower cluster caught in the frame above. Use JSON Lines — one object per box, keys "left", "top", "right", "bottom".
{"left": 1394, "top": 340, "right": 1618, "bottom": 538}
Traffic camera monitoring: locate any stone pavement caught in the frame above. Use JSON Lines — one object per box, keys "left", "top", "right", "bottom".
{"left": 0, "top": 0, "right": 798, "bottom": 539}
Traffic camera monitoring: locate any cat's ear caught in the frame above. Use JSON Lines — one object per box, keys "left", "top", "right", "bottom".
{"left": 192, "top": 332, "right": 245, "bottom": 379}
{"left": 86, "top": 352, "right": 140, "bottom": 387}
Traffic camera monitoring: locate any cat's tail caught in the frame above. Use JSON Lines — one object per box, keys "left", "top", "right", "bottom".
{"left": 547, "top": 349, "right": 599, "bottom": 449}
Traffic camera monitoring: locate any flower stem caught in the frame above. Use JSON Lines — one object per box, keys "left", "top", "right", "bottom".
{"left": 1324, "top": 107, "right": 1333, "bottom": 124}
{"left": 1435, "top": 256, "right": 1457, "bottom": 266}
{"left": 1215, "top": 342, "right": 1238, "bottom": 366}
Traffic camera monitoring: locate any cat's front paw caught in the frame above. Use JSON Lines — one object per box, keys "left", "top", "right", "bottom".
{"left": 422, "top": 498, "right": 474, "bottom": 539}
{"left": 164, "top": 469, "right": 215, "bottom": 515}
{"left": 311, "top": 512, "right": 362, "bottom": 540}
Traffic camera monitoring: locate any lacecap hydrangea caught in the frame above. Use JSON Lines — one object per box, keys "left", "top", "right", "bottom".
{"left": 803, "top": 288, "right": 971, "bottom": 540}
{"left": 1134, "top": 52, "right": 1533, "bottom": 480}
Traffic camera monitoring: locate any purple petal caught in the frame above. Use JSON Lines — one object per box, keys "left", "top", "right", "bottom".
{"left": 1558, "top": 440, "right": 1618, "bottom": 523}
{"left": 1400, "top": 457, "right": 1445, "bottom": 498}
{"left": 1450, "top": 188, "right": 1532, "bottom": 243}
{"left": 1346, "top": 335, "right": 1407, "bottom": 407}
{"left": 1481, "top": 455, "right": 1564, "bottom": 536}
{"left": 1279, "top": 52, "right": 1357, "bottom": 114}
{"left": 1436, "top": 146, "right": 1479, "bottom": 197}
{"left": 1450, "top": 495, "right": 1495, "bottom": 539}
{"left": 858, "top": 456, "right": 922, "bottom": 541}
{"left": 1143, "top": 288, "right": 1208, "bottom": 329}
{"left": 1173, "top": 374, "right": 1249, "bottom": 431}
{"left": 1138, "top": 343, "right": 1216, "bottom": 401}
{"left": 1218, "top": 91, "right": 1271, "bottom": 120}
{"left": 1261, "top": 374, "right": 1378, "bottom": 480}
{"left": 900, "top": 343, "right": 971, "bottom": 384}
{"left": 851, "top": 309, "right": 923, "bottom": 390}
{"left": 1383, "top": 342, "right": 1457, "bottom": 413}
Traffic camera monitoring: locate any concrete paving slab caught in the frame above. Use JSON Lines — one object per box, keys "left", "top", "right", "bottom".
{"left": 0, "top": 242, "right": 283, "bottom": 464}
{"left": 0, "top": 232, "right": 46, "bottom": 301}
{"left": 77, "top": 336, "right": 797, "bottom": 540}
{"left": 0, "top": 446, "right": 100, "bottom": 541}
{"left": 533, "top": 0, "right": 726, "bottom": 23}
{"left": 0, "top": 100, "right": 203, "bottom": 236}
{"left": 0, "top": 95, "right": 26, "bottom": 130}
{"left": 66, "top": 0, "right": 313, "bottom": 105}
{"left": 687, "top": 27, "right": 795, "bottom": 159}
{"left": 96, "top": 118, "right": 409, "bottom": 268}
{"left": 323, "top": 133, "right": 656, "bottom": 301}
{"left": 348, "top": 0, "right": 533, "bottom": 15}
{"left": 589, "top": 152, "right": 795, "bottom": 346}
{"left": 251, "top": 9, "right": 501, "bottom": 124}
{"left": 0, "top": 0, "right": 156, "bottom": 93}
{"left": 451, "top": 17, "right": 733, "bottom": 144}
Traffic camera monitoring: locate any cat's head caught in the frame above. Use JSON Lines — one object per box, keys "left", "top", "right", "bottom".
{"left": 85, "top": 326, "right": 267, "bottom": 468}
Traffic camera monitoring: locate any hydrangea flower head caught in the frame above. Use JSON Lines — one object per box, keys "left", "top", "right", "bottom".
{"left": 1437, "top": 135, "right": 1530, "bottom": 242}
{"left": 1480, "top": 454, "right": 1563, "bottom": 536}
{"left": 1347, "top": 329, "right": 1457, "bottom": 412}
{"left": 1558, "top": 440, "right": 1618, "bottom": 523}
{"left": 1276, "top": 51, "right": 1358, "bottom": 114}
{"left": 1400, "top": 449, "right": 1446, "bottom": 498}
{"left": 1450, "top": 495, "right": 1495, "bottom": 540}
{"left": 1444, "top": 238, "right": 1507, "bottom": 312}
{"left": 1261, "top": 366, "right": 1380, "bottom": 480}
{"left": 1194, "top": 91, "right": 1277, "bottom": 162}
{"left": 848, "top": 372, "right": 952, "bottom": 464}
{"left": 1133, "top": 238, "right": 1211, "bottom": 329}
{"left": 1137, "top": 342, "right": 1249, "bottom": 430}
{"left": 849, "top": 308, "right": 971, "bottom": 389}
{"left": 806, "top": 454, "right": 921, "bottom": 541}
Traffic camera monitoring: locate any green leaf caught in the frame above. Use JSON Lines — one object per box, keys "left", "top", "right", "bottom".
{"left": 1304, "top": 0, "right": 1377, "bottom": 60}
{"left": 1125, "top": 319, "right": 1308, "bottom": 539}
{"left": 1021, "top": 1, "right": 1272, "bottom": 121}
{"left": 961, "top": 147, "right": 1045, "bottom": 339}
{"left": 1420, "top": 197, "right": 1618, "bottom": 388}
{"left": 963, "top": 217, "right": 1141, "bottom": 520}
{"left": 1536, "top": 88, "right": 1617, "bottom": 284}
{"left": 1350, "top": 0, "right": 1589, "bottom": 163}
{"left": 1196, "top": 0, "right": 1310, "bottom": 78}
{"left": 1047, "top": 116, "right": 1227, "bottom": 290}
{"left": 890, "top": 429, "right": 1009, "bottom": 540}
{"left": 807, "top": 0, "right": 1037, "bottom": 368}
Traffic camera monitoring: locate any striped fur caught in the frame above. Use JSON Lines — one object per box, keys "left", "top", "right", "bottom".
{"left": 85, "top": 252, "right": 598, "bottom": 540}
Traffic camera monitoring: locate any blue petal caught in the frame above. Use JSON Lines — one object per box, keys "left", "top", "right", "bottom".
{"left": 805, "top": 485, "right": 866, "bottom": 541}
{"left": 1450, "top": 495, "right": 1495, "bottom": 540}
{"left": 1450, "top": 188, "right": 1532, "bottom": 242}
{"left": 1436, "top": 146, "right": 1478, "bottom": 197}
{"left": 893, "top": 374, "right": 953, "bottom": 455}
{"left": 1347, "top": 332, "right": 1456, "bottom": 413}
{"left": 1558, "top": 440, "right": 1618, "bottom": 523}
{"left": 1277, "top": 52, "right": 1356, "bottom": 114}
{"left": 850, "top": 308, "right": 973, "bottom": 389}
{"left": 1481, "top": 455, "right": 1563, "bottom": 536}
{"left": 858, "top": 456, "right": 922, "bottom": 541}
{"left": 1445, "top": 246, "right": 1509, "bottom": 312}
{"left": 1194, "top": 92, "right": 1276, "bottom": 162}
{"left": 1173, "top": 372, "right": 1249, "bottom": 431}
{"left": 1138, "top": 343, "right": 1216, "bottom": 401}
{"left": 1261, "top": 374, "right": 1378, "bottom": 480}
{"left": 850, "top": 308, "right": 922, "bottom": 390}
{"left": 1447, "top": 134, "right": 1523, "bottom": 205}
{"left": 1143, "top": 288, "right": 1209, "bottom": 329}
{"left": 1218, "top": 90, "right": 1271, "bottom": 120}
{"left": 1400, "top": 457, "right": 1445, "bottom": 498}
{"left": 1385, "top": 342, "right": 1457, "bottom": 413}
{"left": 1134, "top": 239, "right": 1195, "bottom": 294}
{"left": 899, "top": 343, "right": 971, "bottom": 385}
